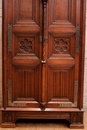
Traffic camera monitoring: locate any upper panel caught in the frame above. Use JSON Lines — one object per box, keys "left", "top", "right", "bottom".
{"left": 54, "top": 0, "right": 69, "bottom": 20}
{"left": 13, "top": 0, "right": 40, "bottom": 26}
{"left": 48, "top": 0, "right": 77, "bottom": 27}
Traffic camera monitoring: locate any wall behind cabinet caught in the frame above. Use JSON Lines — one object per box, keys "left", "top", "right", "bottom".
{"left": 0, "top": 0, "right": 87, "bottom": 108}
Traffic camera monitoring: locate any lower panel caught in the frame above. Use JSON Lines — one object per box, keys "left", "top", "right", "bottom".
{"left": 1, "top": 109, "right": 84, "bottom": 129}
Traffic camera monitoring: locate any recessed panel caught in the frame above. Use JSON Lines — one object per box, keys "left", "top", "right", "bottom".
{"left": 48, "top": 33, "right": 76, "bottom": 59}
{"left": 18, "top": 37, "right": 34, "bottom": 54}
{"left": 55, "top": 0, "right": 69, "bottom": 20}
{"left": 48, "top": 0, "right": 76, "bottom": 26}
{"left": 13, "top": 34, "right": 40, "bottom": 59}
{"left": 14, "top": 69, "right": 34, "bottom": 99}
{"left": 13, "top": 0, "right": 40, "bottom": 25}
{"left": 19, "top": 0, "right": 33, "bottom": 21}
{"left": 47, "top": 66, "right": 75, "bottom": 103}
{"left": 54, "top": 38, "right": 69, "bottom": 54}
{"left": 13, "top": 65, "right": 41, "bottom": 103}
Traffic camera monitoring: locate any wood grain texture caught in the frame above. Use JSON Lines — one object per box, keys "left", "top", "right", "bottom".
{"left": 1, "top": 0, "right": 86, "bottom": 128}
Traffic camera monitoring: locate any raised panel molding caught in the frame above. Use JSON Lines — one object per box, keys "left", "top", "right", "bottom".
{"left": 53, "top": 70, "right": 73, "bottom": 98}
{"left": 54, "top": 0, "right": 69, "bottom": 20}
{"left": 13, "top": 0, "right": 40, "bottom": 26}
{"left": 48, "top": 33, "right": 76, "bottom": 59}
{"left": 8, "top": 65, "right": 41, "bottom": 107}
{"left": 18, "top": 0, "right": 33, "bottom": 21}
{"left": 14, "top": 70, "right": 35, "bottom": 99}
{"left": 47, "top": 66, "right": 78, "bottom": 107}
{"left": 12, "top": 33, "right": 40, "bottom": 59}
{"left": 48, "top": 0, "right": 76, "bottom": 27}
{"left": 48, "top": 67, "right": 75, "bottom": 101}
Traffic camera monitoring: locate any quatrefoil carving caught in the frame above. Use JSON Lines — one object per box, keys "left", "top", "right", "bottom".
{"left": 19, "top": 38, "right": 33, "bottom": 53}
{"left": 54, "top": 38, "right": 69, "bottom": 53}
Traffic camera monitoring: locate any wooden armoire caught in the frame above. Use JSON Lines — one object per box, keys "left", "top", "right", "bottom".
{"left": 1, "top": 0, "right": 86, "bottom": 128}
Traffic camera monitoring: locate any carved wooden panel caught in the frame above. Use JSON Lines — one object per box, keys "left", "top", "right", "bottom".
{"left": 46, "top": 0, "right": 80, "bottom": 109}
{"left": 48, "top": 0, "right": 77, "bottom": 26}
{"left": 13, "top": 33, "right": 40, "bottom": 58}
{"left": 54, "top": 38, "right": 69, "bottom": 54}
{"left": 48, "top": 33, "right": 76, "bottom": 59}
{"left": 9, "top": 31, "right": 41, "bottom": 107}
{"left": 13, "top": 66, "right": 40, "bottom": 101}
{"left": 19, "top": 38, "right": 33, "bottom": 53}
{"left": 46, "top": 65, "right": 76, "bottom": 107}
{"left": 52, "top": 69, "right": 74, "bottom": 98}
{"left": 71, "top": 113, "right": 83, "bottom": 124}
{"left": 18, "top": 0, "right": 33, "bottom": 21}
{"left": 8, "top": 65, "right": 41, "bottom": 107}
{"left": 2, "top": 112, "right": 14, "bottom": 123}
{"left": 6, "top": 0, "right": 41, "bottom": 108}
{"left": 13, "top": 0, "right": 40, "bottom": 25}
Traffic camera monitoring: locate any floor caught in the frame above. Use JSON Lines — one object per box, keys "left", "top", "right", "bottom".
{"left": 0, "top": 109, "right": 87, "bottom": 130}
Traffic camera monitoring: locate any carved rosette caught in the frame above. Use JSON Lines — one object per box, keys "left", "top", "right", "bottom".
{"left": 54, "top": 38, "right": 69, "bottom": 53}
{"left": 18, "top": 38, "right": 34, "bottom": 53}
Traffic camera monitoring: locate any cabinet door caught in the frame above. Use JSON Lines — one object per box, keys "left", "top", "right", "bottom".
{"left": 4, "top": 0, "right": 42, "bottom": 108}
{"left": 46, "top": 0, "right": 80, "bottom": 108}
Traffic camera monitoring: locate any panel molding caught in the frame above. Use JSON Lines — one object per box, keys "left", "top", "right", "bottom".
{"left": 12, "top": 33, "right": 40, "bottom": 59}
{"left": 8, "top": 64, "right": 41, "bottom": 107}
{"left": 54, "top": 38, "right": 69, "bottom": 53}
{"left": 47, "top": 33, "right": 76, "bottom": 59}
{"left": 13, "top": 0, "right": 40, "bottom": 26}
{"left": 47, "top": 66, "right": 78, "bottom": 107}
{"left": 48, "top": 0, "right": 76, "bottom": 27}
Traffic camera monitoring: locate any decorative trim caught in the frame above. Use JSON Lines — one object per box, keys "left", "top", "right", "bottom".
{"left": 40, "top": 102, "right": 46, "bottom": 110}
{"left": 41, "top": 0, "right": 47, "bottom": 104}
{"left": 76, "top": 26, "right": 80, "bottom": 53}
{"left": 58, "top": 103, "right": 75, "bottom": 107}
{"left": 74, "top": 80, "right": 78, "bottom": 106}
{"left": 19, "top": 38, "right": 33, "bottom": 53}
{"left": 40, "top": 35, "right": 42, "bottom": 43}
{"left": 8, "top": 24, "right": 12, "bottom": 52}
{"left": 42, "top": 0, "right": 47, "bottom": 60}
{"left": 71, "top": 112, "right": 83, "bottom": 124}
{"left": 54, "top": 38, "right": 69, "bottom": 53}
{"left": 2, "top": 111, "right": 14, "bottom": 123}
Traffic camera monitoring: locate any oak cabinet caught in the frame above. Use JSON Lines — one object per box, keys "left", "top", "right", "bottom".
{"left": 1, "top": 0, "right": 86, "bottom": 128}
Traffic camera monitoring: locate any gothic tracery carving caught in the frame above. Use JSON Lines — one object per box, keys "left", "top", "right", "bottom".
{"left": 19, "top": 38, "right": 34, "bottom": 53}
{"left": 3, "top": 112, "right": 14, "bottom": 123}
{"left": 71, "top": 113, "right": 83, "bottom": 124}
{"left": 54, "top": 38, "right": 69, "bottom": 53}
